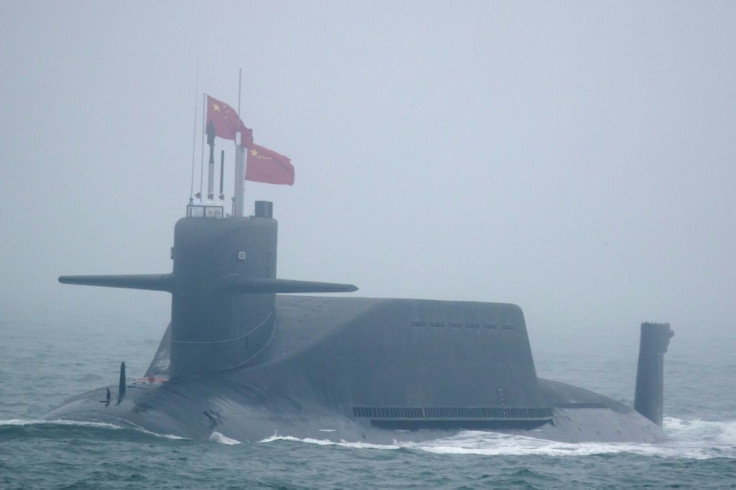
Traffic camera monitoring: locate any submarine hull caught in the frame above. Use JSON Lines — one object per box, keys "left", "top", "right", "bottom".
{"left": 48, "top": 205, "right": 669, "bottom": 444}
{"left": 43, "top": 377, "right": 665, "bottom": 444}
{"left": 45, "top": 296, "right": 666, "bottom": 443}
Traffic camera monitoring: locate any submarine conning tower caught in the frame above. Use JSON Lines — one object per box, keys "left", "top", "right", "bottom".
{"left": 58, "top": 199, "right": 358, "bottom": 380}
{"left": 167, "top": 200, "right": 358, "bottom": 378}
{"left": 170, "top": 201, "right": 278, "bottom": 378}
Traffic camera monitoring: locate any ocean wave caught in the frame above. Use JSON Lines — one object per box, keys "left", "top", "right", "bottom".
{"left": 209, "top": 431, "right": 241, "bottom": 445}
{"left": 658, "top": 417, "right": 736, "bottom": 459}
{"left": 0, "top": 418, "right": 185, "bottom": 442}
{"left": 256, "top": 418, "right": 736, "bottom": 460}
{"left": 407, "top": 419, "right": 736, "bottom": 459}
{"left": 663, "top": 416, "right": 736, "bottom": 443}
{"left": 0, "top": 418, "right": 122, "bottom": 430}
{"left": 120, "top": 421, "right": 187, "bottom": 441}
{"left": 260, "top": 434, "right": 400, "bottom": 450}
{"left": 405, "top": 431, "right": 659, "bottom": 457}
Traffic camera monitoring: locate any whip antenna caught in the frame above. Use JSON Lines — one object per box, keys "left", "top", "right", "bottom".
{"left": 189, "top": 58, "right": 200, "bottom": 203}
{"left": 232, "top": 69, "right": 246, "bottom": 217}
{"left": 200, "top": 93, "right": 206, "bottom": 198}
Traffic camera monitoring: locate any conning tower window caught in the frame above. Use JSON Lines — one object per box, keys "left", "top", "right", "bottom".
{"left": 186, "top": 204, "right": 224, "bottom": 219}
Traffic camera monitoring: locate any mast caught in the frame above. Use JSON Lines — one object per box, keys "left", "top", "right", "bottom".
{"left": 233, "top": 143, "right": 245, "bottom": 216}
{"left": 200, "top": 93, "right": 206, "bottom": 199}
{"left": 232, "top": 69, "right": 245, "bottom": 217}
{"left": 206, "top": 120, "right": 216, "bottom": 202}
{"left": 219, "top": 150, "right": 225, "bottom": 203}
{"left": 189, "top": 60, "right": 199, "bottom": 204}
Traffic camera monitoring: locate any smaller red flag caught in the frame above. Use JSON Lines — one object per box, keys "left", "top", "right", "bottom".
{"left": 206, "top": 95, "right": 254, "bottom": 147}
{"left": 246, "top": 144, "right": 295, "bottom": 185}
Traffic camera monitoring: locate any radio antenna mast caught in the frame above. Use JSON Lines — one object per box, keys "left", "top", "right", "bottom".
{"left": 232, "top": 69, "right": 246, "bottom": 217}
{"left": 188, "top": 58, "right": 199, "bottom": 203}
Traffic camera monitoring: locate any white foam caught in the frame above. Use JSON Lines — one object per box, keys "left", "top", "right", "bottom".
{"left": 0, "top": 418, "right": 186, "bottom": 441}
{"left": 7, "top": 417, "right": 733, "bottom": 458}
{"left": 658, "top": 417, "right": 736, "bottom": 459}
{"left": 405, "top": 420, "right": 736, "bottom": 459}
{"left": 664, "top": 416, "right": 736, "bottom": 443}
{"left": 0, "top": 418, "right": 122, "bottom": 430}
{"left": 404, "top": 431, "right": 660, "bottom": 457}
{"left": 259, "top": 434, "right": 399, "bottom": 450}
{"left": 257, "top": 419, "right": 736, "bottom": 459}
{"left": 122, "top": 421, "right": 187, "bottom": 440}
{"left": 209, "top": 431, "right": 241, "bottom": 445}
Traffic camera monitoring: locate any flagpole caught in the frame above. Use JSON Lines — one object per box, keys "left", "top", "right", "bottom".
{"left": 206, "top": 116, "right": 216, "bottom": 203}
{"left": 200, "top": 92, "right": 206, "bottom": 199}
{"left": 232, "top": 69, "right": 245, "bottom": 217}
{"left": 238, "top": 69, "right": 242, "bottom": 118}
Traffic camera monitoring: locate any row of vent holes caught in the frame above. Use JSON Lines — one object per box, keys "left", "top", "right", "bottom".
{"left": 352, "top": 407, "right": 553, "bottom": 419}
{"left": 410, "top": 321, "right": 515, "bottom": 330}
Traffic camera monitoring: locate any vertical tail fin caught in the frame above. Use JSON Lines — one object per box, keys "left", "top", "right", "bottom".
{"left": 634, "top": 322, "right": 674, "bottom": 426}
{"left": 117, "top": 362, "right": 127, "bottom": 405}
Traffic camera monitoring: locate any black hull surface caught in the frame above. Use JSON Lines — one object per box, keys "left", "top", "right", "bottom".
{"left": 45, "top": 296, "right": 666, "bottom": 444}
{"left": 48, "top": 205, "right": 672, "bottom": 444}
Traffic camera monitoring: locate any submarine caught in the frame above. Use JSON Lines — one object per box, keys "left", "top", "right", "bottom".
{"left": 45, "top": 114, "right": 674, "bottom": 444}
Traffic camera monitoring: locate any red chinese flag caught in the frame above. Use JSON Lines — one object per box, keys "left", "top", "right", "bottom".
{"left": 206, "top": 95, "right": 254, "bottom": 147}
{"left": 246, "top": 144, "right": 295, "bottom": 185}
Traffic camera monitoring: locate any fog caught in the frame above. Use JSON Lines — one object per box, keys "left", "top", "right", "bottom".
{"left": 2, "top": 1, "right": 735, "bottom": 343}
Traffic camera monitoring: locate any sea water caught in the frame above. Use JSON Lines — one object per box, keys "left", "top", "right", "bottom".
{"left": 1, "top": 305, "right": 735, "bottom": 488}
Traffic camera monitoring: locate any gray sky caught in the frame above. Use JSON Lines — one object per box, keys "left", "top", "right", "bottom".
{"left": 1, "top": 1, "right": 735, "bottom": 342}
